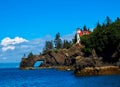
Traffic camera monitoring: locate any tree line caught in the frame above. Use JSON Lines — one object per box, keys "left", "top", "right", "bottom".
{"left": 28, "top": 16, "right": 120, "bottom": 63}
{"left": 43, "top": 25, "right": 91, "bottom": 53}
{"left": 43, "top": 32, "right": 73, "bottom": 53}
{"left": 81, "top": 16, "right": 120, "bottom": 62}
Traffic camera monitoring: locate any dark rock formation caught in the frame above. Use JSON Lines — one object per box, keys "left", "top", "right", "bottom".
{"left": 20, "top": 55, "right": 45, "bottom": 69}
{"left": 20, "top": 43, "right": 120, "bottom": 76}
{"left": 19, "top": 43, "right": 105, "bottom": 70}
{"left": 20, "top": 44, "right": 84, "bottom": 69}
{"left": 74, "top": 66, "right": 120, "bottom": 76}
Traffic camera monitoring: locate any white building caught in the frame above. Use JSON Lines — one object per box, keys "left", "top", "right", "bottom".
{"left": 76, "top": 28, "right": 81, "bottom": 43}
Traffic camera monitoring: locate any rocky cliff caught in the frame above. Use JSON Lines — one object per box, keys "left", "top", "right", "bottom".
{"left": 20, "top": 44, "right": 83, "bottom": 69}
{"left": 20, "top": 44, "right": 102, "bottom": 69}
{"left": 20, "top": 43, "right": 120, "bottom": 76}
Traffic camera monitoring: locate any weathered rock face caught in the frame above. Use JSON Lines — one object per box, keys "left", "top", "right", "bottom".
{"left": 74, "top": 54, "right": 120, "bottom": 76}
{"left": 20, "top": 44, "right": 84, "bottom": 69}
{"left": 20, "top": 55, "right": 45, "bottom": 69}
{"left": 19, "top": 43, "right": 120, "bottom": 76}
{"left": 74, "top": 66, "right": 120, "bottom": 76}
{"left": 20, "top": 43, "right": 110, "bottom": 70}
{"left": 74, "top": 57, "right": 103, "bottom": 74}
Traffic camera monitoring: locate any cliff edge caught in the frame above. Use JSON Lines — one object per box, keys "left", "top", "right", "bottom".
{"left": 19, "top": 43, "right": 120, "bottom": 76}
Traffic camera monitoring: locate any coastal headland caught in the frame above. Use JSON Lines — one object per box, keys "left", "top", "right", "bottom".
{"left": 20, "top": 44, "right": 120, "bottom": 76}
{"left": 20, "top": 17, "right": 120, "bottom": 76}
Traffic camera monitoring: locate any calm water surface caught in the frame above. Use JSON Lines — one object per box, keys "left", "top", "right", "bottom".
{"left": 0, "top": 63, "right": 120, "bottom": 87}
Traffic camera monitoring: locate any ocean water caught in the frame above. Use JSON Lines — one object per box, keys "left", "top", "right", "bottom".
{"left": 0, "top": 63, "right": 120, "bottom": 87}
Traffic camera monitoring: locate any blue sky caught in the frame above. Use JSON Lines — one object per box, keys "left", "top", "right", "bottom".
{"left": 0, "top": 0, "right": 120, "bottom": 63}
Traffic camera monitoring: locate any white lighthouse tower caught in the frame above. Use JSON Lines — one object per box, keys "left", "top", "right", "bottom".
{"left": 76, "top": 28, "right": 81, "bottom": 43}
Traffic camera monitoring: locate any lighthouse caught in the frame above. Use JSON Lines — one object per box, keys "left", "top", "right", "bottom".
{"left": 76, "top": 28, "right": 90, "bottom": 44}
{"left": 76, "top": 28, "right": 81, "bottom": 43}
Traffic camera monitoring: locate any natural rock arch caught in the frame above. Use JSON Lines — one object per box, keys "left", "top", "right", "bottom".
{"left": 33, "top": 60, "right": 44, "bottom": 68}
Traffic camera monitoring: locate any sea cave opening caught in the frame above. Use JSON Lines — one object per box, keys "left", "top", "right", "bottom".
{"left": 34, "top": 61, "right": 43, "bottom": 68}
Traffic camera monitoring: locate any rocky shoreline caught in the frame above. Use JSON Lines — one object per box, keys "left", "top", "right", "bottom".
{"left": 20, "top": 65, "right": 120, "bottom": 76}
{"left": 19, "top": 44, "right": 120, "bottom": 76}
{"left": 20, "top": 44, "right": 83, "bottom": 70}
{"left": 20, "top": 66, "right": 74, "bottom": 71}
{"left": 74, "top": 66, "right": 120, "bottom": 76}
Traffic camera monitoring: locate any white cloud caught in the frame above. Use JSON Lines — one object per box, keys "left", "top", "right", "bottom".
{"left": 0, "top": 33, "right": 76, "bottom": 62}
{"left": 2, "top": 46, "right": 15, "bottom": 52}
{"left": 0, "top": 36, "right": 29, "bottom": 52}
{"left": 1, "top": 36, "right": 28, "bottom": 46}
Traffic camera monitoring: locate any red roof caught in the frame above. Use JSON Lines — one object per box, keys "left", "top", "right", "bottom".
{"left": 79, "top": 30, "right": 90, "bottom": 36}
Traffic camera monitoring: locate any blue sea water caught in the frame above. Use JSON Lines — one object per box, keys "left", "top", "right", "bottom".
{"left": 0, "top": 63, "right": 120, "bottom": 87}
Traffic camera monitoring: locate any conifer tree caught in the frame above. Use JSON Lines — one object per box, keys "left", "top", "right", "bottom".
{"left": 28, "top": 52, "right": 34, "bottom": 58}
{"left": 63, "top": 40, "right": 72, "bottom": 49}
{"left": 105, "top": 16, "right": 112, "bottom": 26}
{"left": 45, "top": 41, "right": 53, "bottom": 51}
{"left": 83, "top": 25, "right": 87, "bottom": 31}
{"left": 54, "top": 32, "right": 62, "bottom": 49}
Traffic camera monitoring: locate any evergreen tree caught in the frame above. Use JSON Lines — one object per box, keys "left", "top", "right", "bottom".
{"left": 88, "top": 28, "right": 90, "bottom": 31}
{"left": 81, "top": 17, "right": 120, "bottom": 62}
{"left": 96, "top": 21, "right": 101, "bottom": 29}
{"left": 23, "top": 54, "right": 26, "bottom": 58}
{"left": 45, "top": 41, "right": 53, "bottom": 51}
{"left": 72, "top": 33, "right": 77, "bottom": 44}
{"left": 63, "top": 40, "right": 72, "bottom": 49}
{"left": 42, "top": 41, "right": 53, "bottom": 53}
{"left": 54, "top": 32, "right": 62, "bottom": 49}
{"left": 116, "top": 17, "right": 120, "bottom": 22}
{"left": 83, "top": 25, "right": 87, "bottom": 31}
{"left": 28, "top": 52, "right": 34, "bottom": 58}
{"left": 105, "top": 16, "right": 112, "bottom": 26}
{"left": 81, "top": 35, "right": 92, "bottom": 56}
